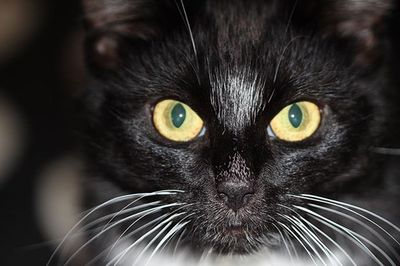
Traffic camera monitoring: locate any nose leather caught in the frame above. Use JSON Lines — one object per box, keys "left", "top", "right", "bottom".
{"left": 217, "top": 181, "right": 254, "bottom": 211}
{"left": 215, "top": 152, "right": 255, "bottom": 211}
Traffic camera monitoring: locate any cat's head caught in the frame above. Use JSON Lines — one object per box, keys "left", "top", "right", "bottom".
{"left": 81, "top": 0, "right": 393, "bottom": 254}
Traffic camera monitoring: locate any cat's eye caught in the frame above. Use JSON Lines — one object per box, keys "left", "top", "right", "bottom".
{"left": 153, "top": 99, "right": 204, "bottom": 142}
{"left": 268, "top": 101, "right": 321, "bottom": 142}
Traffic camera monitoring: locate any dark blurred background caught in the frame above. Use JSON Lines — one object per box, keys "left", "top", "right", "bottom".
{"left": 0, "top": 0, "right": 84, "bottom": 264}
{"left": 0, "top": 1, "right": 399, "bottom": 265}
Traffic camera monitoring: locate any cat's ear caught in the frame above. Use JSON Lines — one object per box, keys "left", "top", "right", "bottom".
{"left": 300, "top": 0, "right": 393, "bottom": 67}
{"left": 82, "top": 0, "right": 177, "bottom": 70}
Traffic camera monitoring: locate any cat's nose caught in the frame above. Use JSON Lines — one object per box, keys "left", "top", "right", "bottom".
{"left": 217, "top": 181, "right": 254, "bottom": 211}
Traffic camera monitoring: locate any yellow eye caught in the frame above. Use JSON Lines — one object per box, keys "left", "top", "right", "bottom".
{"left": 269, "top": 101, "right": 321, "bottom": 142}
{"left": 153, "top": 99, "right": 204, "bottom": 142}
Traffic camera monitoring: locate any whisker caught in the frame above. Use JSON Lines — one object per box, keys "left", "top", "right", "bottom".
{"left": 84, "top": 214, "right": 170, "bottom": 266}
{"left": 175, "top": 0, "right": 200, "bottom": 85}
{"left": 372, "top": 147, "right": 400, "bottom": 156}
{"left": 297, "top": 194, "right": 400, "bottom": 235}
{"left": 279, "top": 204, "right": 346, "bottom": 266}
{"left": 173, "top": 228, "right": 187, "bottom": 256}
{"left": 47, "top": 190, "right": 181, "bottom": 266}
{"left": 131, "top": 221, "right": 175, "bottom": 266}
{"left": 284, "top": 0, "right": 298, "bottom": 36}
{"left": 285, "top": 229, "right": 300, "bottom": 261}
{"left": 292, "top": 194, "right": 400, "bottom": 246}
{"left": 278, "top": 221, "right": 318, "bottom": 265}
{"left": 295, "top": 205, "right": 392, "bottom": 266}
{"left": 282, "top": 215, "right": 327, "bottom": 266}
{"left": 100, "top": 196, "right": 160, "bottom": 232}
{"left": 199, "top": 247, "right": 214, "bottom": 263}
{"left": 144, "top": 217, "right": 192, "bottom": 266}
{"left": 308, "top": 203, "right": 400, "bottom": 262}
{"left": 108, "top": 212, "right": 186, "bottom": 266}
{"left": 84, "top": 201, "right": 161, "bottom": 232}
{"left": 104, "top": 206, "right": 177, "bottom": 260}
{"left": 296, "top": 214, "right": 357, "bottom": 266}
{"left": 291, "top": 215, "right": 342, "bottom": 266}
{"left": 272, "top": 35, "right": 305, "bottom": 84}
{"left": 132, "top": 211, "right": 193, "bottom": 266}
{"left": 153, "top": 213, "right": 194, "bottom": 257}
{"left": 272, "top": 223, "right": 294, "bottom": 265}
{"left": 63, "top": 203, "right": 182, "bottom": 266}
{"left": 105, "top": 203, "right": 185, "bottom": 257}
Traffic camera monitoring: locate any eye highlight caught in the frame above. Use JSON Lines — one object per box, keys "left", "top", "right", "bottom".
{"left": 268, "top": 101, "right": 321, "bottom": 142}
{"left": 153, "top": 99, "right": 204, "bottom": 142}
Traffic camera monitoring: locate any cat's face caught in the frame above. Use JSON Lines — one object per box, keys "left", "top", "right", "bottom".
{"left": 83, "top": 0, "right": 391, "bottom": 256}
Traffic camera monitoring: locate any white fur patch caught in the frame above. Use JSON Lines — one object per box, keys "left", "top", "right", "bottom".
{"left": 111, "top": 242, "right": 323, "bottom": 266}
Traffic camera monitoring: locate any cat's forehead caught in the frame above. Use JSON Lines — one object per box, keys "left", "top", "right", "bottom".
{"left": 208, "top": 64, "right": 267, "bottom": 133}
{"left": 199, "top": 1, "right": 279, "bottom": 132}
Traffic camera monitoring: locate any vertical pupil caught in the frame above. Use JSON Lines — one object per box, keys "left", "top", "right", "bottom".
{"left": 171, "top": 103, "right": 186, "bottom": 128}
{"left": 288, "top": 103, "right": 303, "bottom": 128}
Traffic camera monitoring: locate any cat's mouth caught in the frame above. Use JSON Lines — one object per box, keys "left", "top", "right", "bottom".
{"left": 198, "top": 218, "right": 265, "bottom": 254}
{"left": 188, "top": 201, "right": 273, "bottom": 254}
{"left": 224, "top": 218, "right": 248, "bottom": 237}
{"left": 226, "top": 224, "right": 245, "bottom": 237}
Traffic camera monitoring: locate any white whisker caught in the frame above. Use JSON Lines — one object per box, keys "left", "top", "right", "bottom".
{"left": 290, "top": 215, "right": 341, "bottom": 266}
{"left": 272, "top": 35, "right": 305, "bottom": 84}
{"left": 284, "top": 0, "right": 298, "bottom": 36}
{"left": 298, "top": 194, "right": 400, "bottom": 235}
{"left": 108, "top": 212, "right": 186, "bottom": 266}
{"left": 132, "top": 212, "right": 193, "bottom": 265}
{"left": 132, "top": 221, "right": 174, "bottom": 266}
{"left": 63, "top": 203, "right": 182, "bottom": 265}
{"left": 308, "top": 203, "right": 400, "bottom": 262}
{"left": 173, "top": 228, "right": 187, "bottom": 256}
{"left": 296, "top": 213, "right": 357, "bottom": 266}
{"left": 292, "top": 194, "right": 400, "bottom": 246}
{"left": 144, "top": 219, "right": 191, "bottom": 266}
{"left": 105, "top": 205, "right": 177, "bottom": 258}
{"left": 282, "top": 215, "right": 327, "bottom": 266}
{"left": 285, "top": 229, "right": 300, "bottom": 261}
{"left": 272, "top": 223, "right": 294, "bottom": 265}
{"left": 84, "top": 214, "right": 170, "bottom": 266}
{"left": 278, "top": 221, "right": 318, "bottom": 266}
{"left": 175, "top": 0, "right": 200, "bottom": 85}
{"left": 85, "top": 201, "right": 161, "bottom": 232}
{"left": 47, "top": 190, "right": 181, "bottom": 266}
{"left": 280, "top": 203, "right": 346, "bottom": 265}
{"left": 295, "top": 205, "right": 393, "bottom": 266}
{"left": 154, "top": 213, "right": 194, "bottom": 257}
{"left": 100, "top": 196, "right": 160, "bottom": 232}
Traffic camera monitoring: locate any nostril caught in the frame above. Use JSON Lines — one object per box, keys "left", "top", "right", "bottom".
{"left": 242, "top": 193, "right": 253, "bottom": 205}
{"left": 218, "top": 192, "right": 229, "bottom": 204}
{"left": 216, "top": 182, "right": 255, "bottom": 211}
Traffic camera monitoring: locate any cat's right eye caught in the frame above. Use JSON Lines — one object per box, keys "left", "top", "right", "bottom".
{"left": 152, "top": 99, "right": 204, "bottom": 142}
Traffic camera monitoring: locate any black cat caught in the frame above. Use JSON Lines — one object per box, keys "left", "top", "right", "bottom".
{"left": 48, "top": 0, "right": 400, "bottom": 265}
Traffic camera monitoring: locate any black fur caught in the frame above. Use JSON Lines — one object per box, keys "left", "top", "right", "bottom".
{"left": 76, "top": 0, "right": 399, "bottom": 263}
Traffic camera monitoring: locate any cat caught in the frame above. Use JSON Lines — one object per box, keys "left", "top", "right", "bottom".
{"left": 45, "top": 0, "right": 400, "bottom": 265}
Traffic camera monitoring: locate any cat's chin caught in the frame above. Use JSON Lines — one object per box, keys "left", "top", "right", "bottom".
{"left": 184, "top": 204, "right": 279, "bottom": 255}
{"left": 202, "top": 234, "right": 264, "bottom": 255}
{"left": 190, "top": 225, "right": 277, "bottom": 256}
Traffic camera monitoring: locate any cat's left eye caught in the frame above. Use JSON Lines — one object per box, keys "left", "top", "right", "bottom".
{"left": 268, "top": 101, "right": 321, "bottom": 142}
{"left": 152, "top": 99, "right": 204, "bottom": 142}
